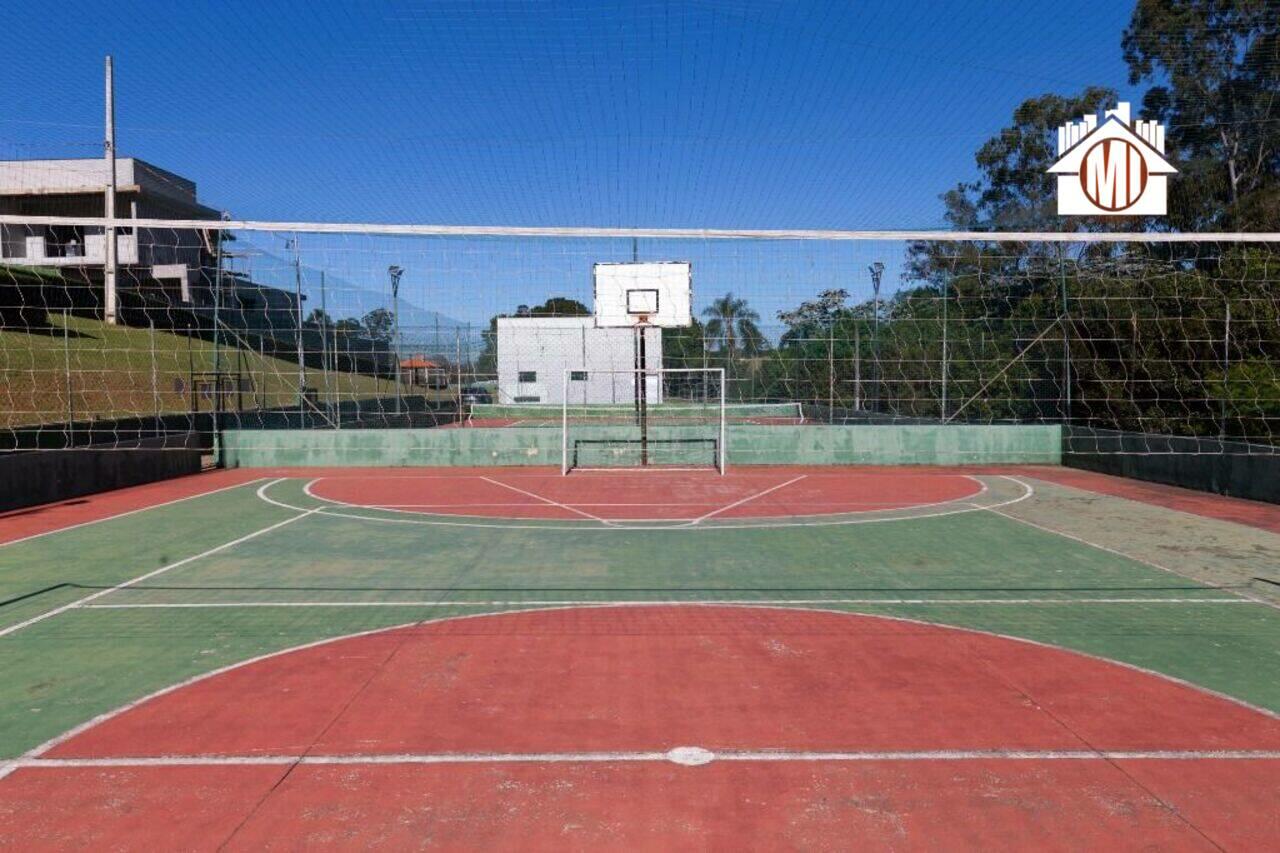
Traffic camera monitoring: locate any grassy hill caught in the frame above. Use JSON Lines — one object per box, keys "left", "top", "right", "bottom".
{"left": 1, "top": 312, "right": 403, "bottom": 430}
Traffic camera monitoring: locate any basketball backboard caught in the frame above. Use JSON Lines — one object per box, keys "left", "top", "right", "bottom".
{"left": 593, "top": 261, "right": 692, "bottom": 328}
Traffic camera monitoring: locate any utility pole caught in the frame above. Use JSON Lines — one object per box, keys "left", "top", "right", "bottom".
{"left": 389, "top": 265, "right": 404, "bottom": 416}
{"left": 103, "top": 56, "right": 119, "bottom": 325}
{"left": 868, "top": 262, "right": 884, "bottom": 413}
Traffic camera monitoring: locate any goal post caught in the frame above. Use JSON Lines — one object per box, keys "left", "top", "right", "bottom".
{"left": 561, "top": 367, "right": 726, "bottom": 474}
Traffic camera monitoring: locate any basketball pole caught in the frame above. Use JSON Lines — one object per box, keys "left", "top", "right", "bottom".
{"left": 636, "top": 322, "right": 649, "bottom": 466}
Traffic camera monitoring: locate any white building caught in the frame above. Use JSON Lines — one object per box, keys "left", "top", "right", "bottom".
{"left": 496, "top": 316, "right": 662, "bottom": 405}
{"left": 0, "top": 157, "right": 221, "bottom": 302}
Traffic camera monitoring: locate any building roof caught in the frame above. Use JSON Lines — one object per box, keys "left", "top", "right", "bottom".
{"left": 0, "top": 157, "right": 220, "bottom": 217}
{"left": 400, "top": 356, "right": 442, "bottom": 369}
{"left": 496, "top": 315, "right": 597, "bottom": 328}
{"left": 1048, "top": 116, "right": 1176, "bottom": 174}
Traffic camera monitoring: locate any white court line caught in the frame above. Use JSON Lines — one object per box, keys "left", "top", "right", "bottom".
{"left": 80, "top": 597, "right": 1251, "bottom": 610}
{"left": 683, "top": 475, "right": 807, "bottom": 525}
{"left": 984, "top": 485, "right": 1280, "bottom": 613}
{"left": 8, "top": 748, "right": 1280, "bottom": 772}
{"left": 370, "top": 502, "right": 723, "bottom": 508}
{"left": 280, "top": 476, "right": 1033, "bottom": 531}
{"left": 364, "top": 501, "right": 939, "bottom": 509}
{"left": 0, "top": 480, "right": 322, "bottom": 640}
{"left": 0, "top": 476, "right": 269, "bottom": 549}
{"left": 5, "top": 600, "right": 1276, "bottom": 783}
{"left": 477, "top": 476, "right": 615, "bottom": 525}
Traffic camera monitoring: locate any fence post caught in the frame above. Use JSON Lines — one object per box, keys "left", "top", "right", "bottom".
{"left": 1220, "top": 300, "right": 1231, "bottom": 439}
{"left": 853, "top": 324, "right": 861, "bottom": 413}
{"left": 150, "top": 321, "right": 159, "bottom": 422}
{"left": 63, "top": 309, "right": 73, "bottom": 445}
{"left": 827, "top": 324, "right": 835, "bottom": 413}
{"left": 940, "top": 285, "right": 949, "bottom": 420}
{"left": 1061, "top": 254, "right": 1071, "bottom": 424}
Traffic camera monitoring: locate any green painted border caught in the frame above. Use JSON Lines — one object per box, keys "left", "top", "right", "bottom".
{"left": 221, "top": 424, "right": 1062, "bottom": 467}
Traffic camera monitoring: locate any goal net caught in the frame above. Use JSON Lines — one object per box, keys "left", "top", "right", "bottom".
{"left": 560, "top": 368, "right": 726, "bottom": 474}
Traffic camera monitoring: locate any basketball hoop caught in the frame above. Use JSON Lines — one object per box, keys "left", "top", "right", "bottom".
{"left": 592, "top": 264, "right": 691, "bottom": 329}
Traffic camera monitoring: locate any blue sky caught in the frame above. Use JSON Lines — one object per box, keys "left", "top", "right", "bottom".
{"left": 0, "top": 0, "right": 1147, "bottom": 327}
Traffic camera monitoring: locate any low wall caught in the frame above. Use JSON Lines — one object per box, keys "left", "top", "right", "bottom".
{"left": 221, "top": 424, "right": 1062, "bottom": 468}
{"left": 0, "top": 434, "right": 204, "bottom": 513}
{"left": 1064, "top": 427, "right": 1280, "bottom": 505}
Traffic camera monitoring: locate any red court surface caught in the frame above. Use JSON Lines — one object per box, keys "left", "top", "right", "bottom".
{"left": 3, "top": 606, "right": 1277, "bottom": 848}
{"left": 0, "top": 468, "right": 263, "bottom": 546}
{"left": 304, "top": 467, "right": 987, "bottom": 521}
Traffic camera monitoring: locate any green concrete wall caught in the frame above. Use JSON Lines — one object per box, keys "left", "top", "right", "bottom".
{"left": 221, "top": 424, "right": 1061, "bottom": 468}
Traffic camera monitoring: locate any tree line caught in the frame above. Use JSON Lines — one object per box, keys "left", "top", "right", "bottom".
{"left": 662, "top": 1, "right": 1279, "bottom": 442}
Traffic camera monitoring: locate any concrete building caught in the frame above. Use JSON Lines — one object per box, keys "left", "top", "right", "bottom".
{"left": 496, "top": 316, "right": 662, "bottom": 405}
{"left": 0, "top": 157, "right": 307, "bottom": 332}
{"left": 0, "top": 157, "right": 221, "bottom": 302}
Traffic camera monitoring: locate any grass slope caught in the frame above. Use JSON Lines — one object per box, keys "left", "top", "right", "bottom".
{"left": 1, "top": 311, "right": 399, "bottom": 429}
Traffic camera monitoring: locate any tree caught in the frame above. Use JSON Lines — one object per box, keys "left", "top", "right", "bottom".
{"left": 702, "top": 292, "right": 765, "bottom": 357}
{"left": 529, "top": 296, "right": 590, "bottom": 317}
{"left": 932, "top": 87, "right": 1118, "bottom": 234}
{"left": 777, "top": 289, "right": 852, "bottom": 343}
{"left": 1122, "top": 0, "right": 1279, "bottom": 229}
{"left": 306, "top": 308, "right": 333, "bottom": 328}
{"left": 361, "top": 308, "right": 395, "bottom": 341}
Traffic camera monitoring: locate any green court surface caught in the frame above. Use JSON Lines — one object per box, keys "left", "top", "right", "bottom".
{"left": 1, "top": 466, "right": 1277, "bottom": 762}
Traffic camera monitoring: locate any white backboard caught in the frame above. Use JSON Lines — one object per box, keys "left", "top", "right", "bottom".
{"left": 593, "top": 261, "right": 692, "bottom": 328}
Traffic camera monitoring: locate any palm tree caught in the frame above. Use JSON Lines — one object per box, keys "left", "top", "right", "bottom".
{"left": 702, "top": 292, "right": 764, "bottom": 359}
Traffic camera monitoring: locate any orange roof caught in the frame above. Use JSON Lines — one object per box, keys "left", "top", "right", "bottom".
{"left": 400, "top": 357, "right": 441, "bottom": 369}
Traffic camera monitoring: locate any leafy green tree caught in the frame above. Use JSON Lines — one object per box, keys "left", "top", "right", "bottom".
{"left": 1122, "top": 0, "right": 1279, "bottom": 229}
{"left": 931, "top": 87, "right": 1118, "bottom": 234}
{"left": 778, "top": 289, "right": 853, "bottom": 344}
{"left": 361, "top": 308, "right": 395, "bottom": 341}
{"left": 529, "top": 297, "right": 590, "bottom": 317}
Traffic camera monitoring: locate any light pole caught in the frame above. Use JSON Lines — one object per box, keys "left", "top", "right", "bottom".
{"left": 868, "top": 262, "right": 884, "bottom": 413}
{"left": 388, "top": 265, "right": 404, "bottom": 417}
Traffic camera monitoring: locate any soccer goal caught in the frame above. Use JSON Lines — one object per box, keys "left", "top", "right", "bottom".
{"left": 561, "top": 367, "right": 727, "bottom": 474}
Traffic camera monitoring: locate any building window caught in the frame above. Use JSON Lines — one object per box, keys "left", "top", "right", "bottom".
{"left": 570, "top": 371, "right": 588, "bottom": 381}
{"left": 518, "top": 371, "right": 537, "bottom": 383}
{"left": 515, "top": 395, "right": 541, "bottom": 403}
